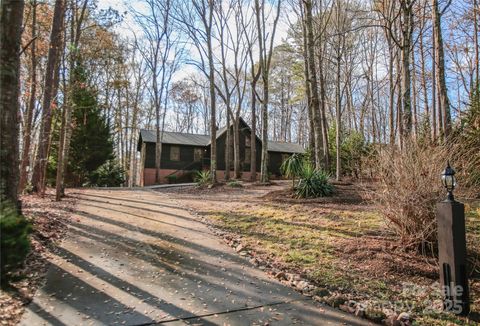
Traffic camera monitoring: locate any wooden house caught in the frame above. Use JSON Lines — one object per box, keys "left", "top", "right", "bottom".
{"left": 137, "top": 118, "right": 304, "bottom": 185}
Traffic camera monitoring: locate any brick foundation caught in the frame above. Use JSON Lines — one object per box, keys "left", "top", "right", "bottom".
{"left": 142, "top": 168, "right": 264, "bottom": 186}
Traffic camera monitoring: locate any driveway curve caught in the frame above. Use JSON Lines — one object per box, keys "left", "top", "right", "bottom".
{"left": 20, "top": 189, "right": 371, "bottom": 326}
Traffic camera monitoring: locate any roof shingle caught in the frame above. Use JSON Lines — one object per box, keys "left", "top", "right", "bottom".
{"left": 139, "top": 129, "right": 304, "bottom": 154}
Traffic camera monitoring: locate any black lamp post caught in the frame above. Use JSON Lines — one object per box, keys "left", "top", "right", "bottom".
{"left": 441, "top": 161, "right": 456, "bottom": 201}
{"left": 436, "top": 162, "right": 470, "bottom": 316}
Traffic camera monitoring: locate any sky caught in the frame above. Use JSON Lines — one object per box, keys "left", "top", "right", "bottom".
{"left": 96, "top": 0, "right": 291, "bottom": 81}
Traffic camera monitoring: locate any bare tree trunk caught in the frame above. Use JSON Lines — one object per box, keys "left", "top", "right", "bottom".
{"left": 396, "top": 48, "right": 403, "bottom": 146}
{"left": 400, "top": 0, "right": 413, "bottom": 140}
{"left": 319, "top": 71, "right": 330, "bottom": 163}
{"left": 233, "top": 118, "right": 241, "bottom": 179}
{"left": 249, "top": 51, "right": 260, "bottom": 182}
{"left": 154, "top": 73, "right": 162, "bottom": 183}
{"left": 432, "top": 0, "right": 451, "bottom": 140}
{"left": 255, "top": 0, "right": 281, "bottom": 183}
{"left": 56, "top": 0, "right": 88, "bottom": 200}
{"left": 335, "top": 53, "right": 341, "bottom": 181}
{"left": 55, "top": 64, "right": 68, "bottom": 201}
{"left": 207, "top": 1, "right": 217, "bottom": 183}
{"left": 387, "top": 37, "right": 395, "bottom": 145}
{"left": 19, "top": 0, "right": 37, "bottom": 192}
{"left": 0, "top": 0, "right": 25, "bottom": 210}
{"left": 31, "top": 0, "right": 65, "bottom": 194}
{"left": 260, "top": 82, "right": 269, "bottom": 183}
{"left": 411, "top": 46, "right": 418, "bottom": 140}
{"left": 419, "top": 28, "right": 430, "bottom": 138}
{"left": 431, "top": 22, "right": 437, "bottom": 141}
{"left": 304, "top": 0, "right": 323, "bottom": 169}
{"left": 475, "top": 0, "right": 479, "bottom": 86}
{"left": 225, "top": 113, "right": 231, "bottom": 180}
{"left": 250, "top": 79, "right": 257, "bottom": 181}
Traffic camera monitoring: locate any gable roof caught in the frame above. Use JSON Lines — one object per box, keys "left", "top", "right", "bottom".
{"left": 139, "top": 118, "right": 305, "bottom": 154}
{"left": 207, "top": 117, "right": 262, "bottom": 145}
{"left": 268, "top": 141, "right": 305, "bottom": 153}
{"left": 139, "top": 129, "right": 210, "bottom": 146}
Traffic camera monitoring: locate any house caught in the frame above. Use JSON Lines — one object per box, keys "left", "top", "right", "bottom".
{"left": 137, "top": 118, "right": 305, "bottom": 185}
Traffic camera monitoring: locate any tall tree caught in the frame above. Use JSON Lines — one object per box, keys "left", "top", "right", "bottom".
{"left": 431, "top": 0, "right": 451, "bottom": 140}
{"left": 303, "top": 0, "right": 324, "bottom": 169}
{"left": 56, "top": 0, "right": 89, "bottom": 200}
{"left": 399, "top": 0, "right": 415, "bottom": 140}
{"left": 0, "top": 0, "right": 25, "bottom": 209}
{"left": 254, "top": 0, "right": 282, "bottom": 183}
{"left": 132, "top": 0, "right": 180, "bottom": 184}
{"left": 19, "top": 0, "right": 38, "bottom": 192}
{"left": 31, "top": 0, "right": 66, "bottom": 194}
{"left": 175, "top": 0, "right": 217, "bottom": 183}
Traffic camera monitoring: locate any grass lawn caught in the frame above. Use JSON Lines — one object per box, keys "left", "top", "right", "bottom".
{"left": 194, "top": 183, "right": 480, "bottom": 325}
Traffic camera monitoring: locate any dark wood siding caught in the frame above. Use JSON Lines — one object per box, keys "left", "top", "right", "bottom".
{"left": 144, "top": 143, "right": 204, "bottom": 171}
{"left": 216, "top": 120, "right": 262, "bottom": 172}
{"left": 268, "top": 152, "right": 292, "bottom": 177}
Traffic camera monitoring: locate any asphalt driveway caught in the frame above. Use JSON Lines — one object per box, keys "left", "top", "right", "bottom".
{"left": 20, "top": 189, "right": 371, "bottom": 325}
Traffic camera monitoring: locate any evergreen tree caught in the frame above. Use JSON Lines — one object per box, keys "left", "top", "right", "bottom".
{"left": 66, "top": 63, "right": 114, "bottom": 186}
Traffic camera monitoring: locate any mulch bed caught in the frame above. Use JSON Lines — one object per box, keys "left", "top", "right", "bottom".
{"left": 0, "top": 190, "right": 75, "bottom": 326}
{"left": 261, "top": 180, "right": 374, "bottom": 205}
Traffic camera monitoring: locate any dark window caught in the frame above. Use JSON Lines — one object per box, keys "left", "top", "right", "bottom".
{"left": 170, "top": 146, "right": 180, "bottom": 161}
{"left": 194, "top": 148, "right": 203, "bottom": 161}
{"left": 245, "top": 136, "right": 251, "bottom": 147}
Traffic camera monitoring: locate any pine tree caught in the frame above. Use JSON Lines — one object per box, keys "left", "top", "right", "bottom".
{"left": 66, "top": 63, "right": 114, "bottom": 186}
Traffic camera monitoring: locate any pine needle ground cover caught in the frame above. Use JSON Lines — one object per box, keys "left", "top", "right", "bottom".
{"left": 167, "top": 183, "right": 480, "bottom": 325}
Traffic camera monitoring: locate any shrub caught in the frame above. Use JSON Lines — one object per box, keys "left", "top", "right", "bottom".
{"left": 295, "top": 162, "right": 334, "bottom": 198}
{"left": 195, "top": 170, "right": 211, "bottom": 187}
{"left": 89, "top": 160, "right": 125, "bottom": 187}
{"left": 328, "top": 126, "right": 371, "bottom": 178}
{"left": 280, "top": 153, "right": 304, "bottom": 189}
{"left": 227, "top": 180, "right": 243, "bottom": 188}
{"left": 370, "top": 141, "right": 447, "bottom": 251}
{"left": 1, "top": 202, "right": 31, "bottom": 287}
{"left": 166, "top": 175, "right": 178, "bottom": 184}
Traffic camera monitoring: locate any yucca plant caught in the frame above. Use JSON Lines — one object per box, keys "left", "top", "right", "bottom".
{"left": 295, "top": 162, "right": 334, "bottom": 198}
{"left": 280, "top": 153, "right": 304, "bottom": 189}
{"left": 195, "top": 170, "right": 211, "bottom": 187}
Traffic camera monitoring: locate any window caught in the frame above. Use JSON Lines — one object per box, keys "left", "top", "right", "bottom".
{"left": 245, "top": 147, "right": 251, "bottom": 163}
{"left": 170, "top": 146, "right": 180, "bottom": 161}
{"left": 194, "top": 148, "right": 203, "bottom": 161}
{"left": 245, "top": 136, "right": 251, "bottom": 147}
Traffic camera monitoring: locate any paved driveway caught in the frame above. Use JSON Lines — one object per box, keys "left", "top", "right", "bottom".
{"left": 21, "top": 189, "right": 371, "bottom": 325}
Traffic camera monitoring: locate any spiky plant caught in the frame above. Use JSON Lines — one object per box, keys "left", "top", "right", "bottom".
{"left": 280, "top": 153, "right": 304, "bottom": 189}
{"left": 295, "top": 162, "right": 334, "bottom": 198}
{"left": 195, "top": 170, "right": 212, "bottom": 187}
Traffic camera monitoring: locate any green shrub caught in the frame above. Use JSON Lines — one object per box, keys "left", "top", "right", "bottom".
{"left": 295, "top": 162, "right": 334, "bottom": 198}
{"left": 328, "top": 126, "right": 371, "bottom": 178}
{"left": 1, "top": 202, "right": 31, "bottom": 287}
{"left": 195, "top": 170, "right": 211, "bottom": 187}
{"left": 227, "top": 180, "right": 243, "bottom": 188}
{"left": 89, "top": 160, "right": 125, "bottom": 187}
{"left": 166, "top": 175, "right": 178, "bottom": 184}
